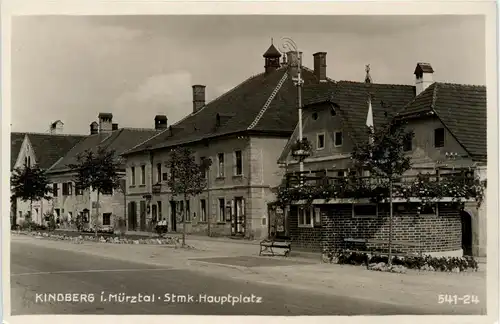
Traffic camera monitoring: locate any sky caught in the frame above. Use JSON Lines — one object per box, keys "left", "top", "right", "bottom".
{"left": 11, "top": 15, "right": 485, "bottom": 134}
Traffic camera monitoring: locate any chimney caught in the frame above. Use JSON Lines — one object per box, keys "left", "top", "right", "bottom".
{"left": 286, "top": 51, "right": 303, "bottom": 80}
{"left": 90, "top": 121, "right": 99, "bottom": 135}
{"left": 98, "top": 113, "right": 113, "bottom": 133}
{"left": 414, "top": 63, "right": 434, "bottom": 96}
{"left": 313, "top": 52, "right": 327, "bottom": 82}
{"left": 112, "top": 123, "right": 119, "bottom": 131}
{"left": 192, "top": 85, "right": 206, "bottom": 113}
{"left": 49, "top": 120, "right": 64, "bottom": 135}
{"left": 154, "top": 115, "right": 168, "bottom": 130}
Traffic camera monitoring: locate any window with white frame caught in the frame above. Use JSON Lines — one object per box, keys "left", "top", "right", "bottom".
{"left": 130, "top": 166, "right": 136, "bottom": 186}
{"left": 140, "top": 165, "right": 146, "bottom": 185}
{"left": 218, "top": 198, "right": 225, "bottom": 222}
{"left": 352, "top": 203, "right": 378, "bottom": 218}
{"left": 234, "top": 150, "right": 243, "bottom": 176}
{"left": 200, "top": 199, "right": 207, "bottom": 222}
{"left": 316, "top": 133, "right": 325, "bottom": 150}
{"left": 298, "top": 206, "right": 314, "bottom": 227}
{"left": 217, "top": 153, "right": 225, "bottom": 177}
{"left": 334, "top": 131, "right": 343, "bottom": 147}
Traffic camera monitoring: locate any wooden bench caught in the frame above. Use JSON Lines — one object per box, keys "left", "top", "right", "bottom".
{"left": 343, "top": 238, "right": 423, "bottom": 257}
{"left": 260, "top": 236, "right": 292, "bottom": 257}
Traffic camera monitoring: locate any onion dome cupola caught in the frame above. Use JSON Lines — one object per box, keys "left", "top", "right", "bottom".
{"left": 263, "top": 38, "right": 282, "bottom": 74}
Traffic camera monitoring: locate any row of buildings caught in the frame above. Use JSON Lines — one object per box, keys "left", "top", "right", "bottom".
{"left": 11, "top": 42, "right": 487, "bottom": 257}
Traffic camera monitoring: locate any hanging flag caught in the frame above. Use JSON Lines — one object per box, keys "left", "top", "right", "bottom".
{"left": 366, "top": 94, "right": 374, "bottom": 144}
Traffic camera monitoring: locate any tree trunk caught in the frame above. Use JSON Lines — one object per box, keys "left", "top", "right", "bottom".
{"left": 30, "top": 199, "right": 33, "bottom": 231}
{"left": 95, "top": 190, "right": 100, "bottom": 238}
{"left": 182, "top": 193, "right": 187, "bottom": 247}
{"left": 388, "top": 179, "right": 394, "bottom": 266}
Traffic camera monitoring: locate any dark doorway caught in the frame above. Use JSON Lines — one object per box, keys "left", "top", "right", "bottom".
{"left": 127, "top": 202, "right": 137, "bottom": 231}
{"left": 170, "top": 201, "right": 177, "bottom": 232}
{"left": 152, "top": 204, "right": 157, "bottom": 223}
{"left": 461, "top": 211, "right": 473, "bottom": 256}
{"left": 139, "top": 201, "right": 147, "bottom": 231}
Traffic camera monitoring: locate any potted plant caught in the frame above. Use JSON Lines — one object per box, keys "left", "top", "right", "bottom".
{"left": 291, "top": 138, "right": 312, "bottom": 160}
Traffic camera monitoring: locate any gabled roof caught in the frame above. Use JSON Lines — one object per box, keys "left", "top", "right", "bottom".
{"left": 124, "top": 66, "right": 325, "bottom": 156}
{"left": 27, "top": 133, "right": 87, "bottom": 169}
{"left": 263, "top": 44, "right": 282, "bottom": 58}
{"left": 277, "top": 81, "right": 416, "bottom": 163}
{"left": 397, "top": 82, "right": 487, "bottom": 159}
{"left": 48, "top": 128, "right": 160, "bottom": 173}
{"left": 11, "top": 132, "right": 26, "bottom": 169}
{"left": 10, "top": 132, "right": 86, "bottom": 170}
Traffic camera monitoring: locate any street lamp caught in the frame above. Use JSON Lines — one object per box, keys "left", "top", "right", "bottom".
{"left": 279, "top": 37, "right": 305, "bottom": 175}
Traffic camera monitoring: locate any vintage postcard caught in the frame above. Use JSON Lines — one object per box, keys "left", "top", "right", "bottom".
{"left": 2, "top": 1, "right": 498, "bottom": 324}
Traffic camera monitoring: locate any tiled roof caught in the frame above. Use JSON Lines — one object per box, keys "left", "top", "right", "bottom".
{"left": 414, "top": 63, "right": 434, "bottom": 74}
{"left": 10, "top": 132, "right": 86, "bottom": 170}
{"left": 397, "top": 82, "right": 487, "bottom": 159}
{"left": 263, "top": 44, "right": 282, "bottom": 58}
{"left": 48, "top": 128, "right": 160, "bottom": 173}
{"left": 27, "top": 133, "right": 87, "bottom": 169}
{"left": 11, "top": 132, "right": 26, "bottom": 169}
{"left": 277, "top": 81, "right": 416, "bottom": 163}
{"left": 328, "top": 81, "right": 415, "bottom": 143}
{"left": 124, "top": 66, "right": 324, "bottom": 156}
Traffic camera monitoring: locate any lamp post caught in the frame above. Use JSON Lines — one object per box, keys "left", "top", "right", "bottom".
{"left": 279, "top": 37, "right": 304, "bottom": 175}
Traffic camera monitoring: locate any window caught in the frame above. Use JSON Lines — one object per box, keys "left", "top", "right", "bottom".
{"left": 334, "top": 131, "right": 343, "bottom": 147}
{"left": 420, "top": 203, "right": 438, "bottom": 216}
{"left": 156, "top": 163, "right": 162, "bottom": 183}
{"left": 200, "top": 157, "right": 207, "bottom": 178}
{"left": 352, "top": 204, "right": 378, "bottom": 218}
{"left": 337, "top": 171, "right": 345, "bottom": 177}
{"left": 62, "top": 183, "right": 69, "bottom": 196}
{"left": 179, "top": 201, "right": 184, "bottom": 222}
{"left": 312, "top": 112, "right": 318, "bottom": 120}
{"left": 140, "top": 165, "right": 146, "bottom": 185}
{"left": 403, "top": 135, "right": 413, "bottom": 152}
{"left": 317, "top": 133, "right": 325, "bottom": 150}
{"left": 131, "top": 167, "right": 136, "bottom": 186}
{"left": 218, "top": 198, "right": 225, "bottom": 222}
{"left": 298, "top": 206, "right": 314, "bottom": 227}
{"left": 157, "top": 201, "right": 162, "bottom": 220}
{"left": 102, "top": 213, "right": 111, "bottom": 226}
{"left": 53, "top": 183, "right": 59, "bottom": 197}
{"left": 434, "top": 128, "right": 445, "bottom": 148}
{"left": 185, "top": 200, "right": 191, "bottom": 222}
{"left": 217, "top": 153, "right": 225, "bottom": 177}
{"left": 234, "top": 150, "right": 243, "bottom": 176}
{"left": 75, "top": 184, "right": 83, "bottom": 196}
{"left": 200, "top": 199, "right": 207, "bottom": 222}
{"left": 68, "top": 183, "right": 73, "bottom": 195}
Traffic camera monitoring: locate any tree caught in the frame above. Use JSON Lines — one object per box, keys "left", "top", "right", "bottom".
{"left": 350, "top": 119, "right": 414, "bottom": 266}
{"left": 68, "top": 146, "right": 122, "bottom": 238}
{"left": 167, "top": 147, "right": 209, "bottom": 247}
{"left": 11, "top": 163, "right": 53, "bottom": 227}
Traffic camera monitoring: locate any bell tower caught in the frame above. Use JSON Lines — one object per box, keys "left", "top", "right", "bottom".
{"left": 263, "top": 39, "right": 282, "bottom": 74}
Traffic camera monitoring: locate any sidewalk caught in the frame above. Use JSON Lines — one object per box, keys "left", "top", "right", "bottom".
{"left": 11, "top": 234, "right": 487, "bottom": 314}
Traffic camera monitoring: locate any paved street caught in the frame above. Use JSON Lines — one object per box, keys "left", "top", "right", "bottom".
{"left": 10, "top": 237, "right": 487, "bottom": 315}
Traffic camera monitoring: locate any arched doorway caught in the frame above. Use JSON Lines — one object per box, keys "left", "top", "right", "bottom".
{"left": 460, "top": 211, "right": 473, "bottom": 256}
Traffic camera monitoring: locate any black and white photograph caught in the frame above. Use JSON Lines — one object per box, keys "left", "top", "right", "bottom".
{"left": 2, "top": 0, "right": 498, "bottom": 322}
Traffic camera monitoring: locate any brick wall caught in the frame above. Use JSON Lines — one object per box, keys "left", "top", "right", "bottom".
{"left": 290, "top": 202, "right": 462, "bottom": 254}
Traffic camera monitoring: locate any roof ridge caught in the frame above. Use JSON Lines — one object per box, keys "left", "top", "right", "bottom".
{"left": 120, "top": 127, "right": 158, "bottom": 132}
{"left": 122, "top": 128, "right": 170, "bottom": 156}
{"left": 13, "top": 131, "right": 87, "bottom": 137}
{"left": 247, "top": 71, "right": 289, "bottom": 130}
{"left": 430, "top": 82, "right": 439, "bottom": 111}
{"left": 337, "top": 80, "right": 414, "bottom": 88}
{"left": 434, "top": 81, "right": 486, "bottom": 88}
{"left": 302, "top": 66, "right": 336, "bottom": 83}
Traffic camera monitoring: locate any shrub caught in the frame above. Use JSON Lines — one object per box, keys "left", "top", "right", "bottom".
{"left": 330, "top": 249, "right": 479, "bottom": 272}
{"left": 155, "top": 224, "right": 168, "bottom": 237}
{"left": 47, "top": 214, "right": 56, "bottom": 231}
{"left": 75, "top": 213, "right": 85, "bottom": 232}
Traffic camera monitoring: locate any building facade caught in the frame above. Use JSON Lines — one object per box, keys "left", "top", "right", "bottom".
{"left": 122, "top": 44, "right": 334, "bottom": 239}
{"left": 277, "top": 63, "right": 487, "bottom": 257}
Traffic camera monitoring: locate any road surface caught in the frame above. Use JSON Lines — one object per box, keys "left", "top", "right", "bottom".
{"left": 10, "top": 240, "right": 480, "bottom": 315}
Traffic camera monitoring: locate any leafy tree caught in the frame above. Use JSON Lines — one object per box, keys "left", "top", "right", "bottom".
{"left": 351, "top": 119, "right": 414, "bottom": 265}
{"left": 167, "top": 147, "right": 210, "bottom": 246}
{"left": 11, "top": 163, "right": 53, "bottom": 227}
{"left": 68, "top": 146, "right": 122, "bottom": 237}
